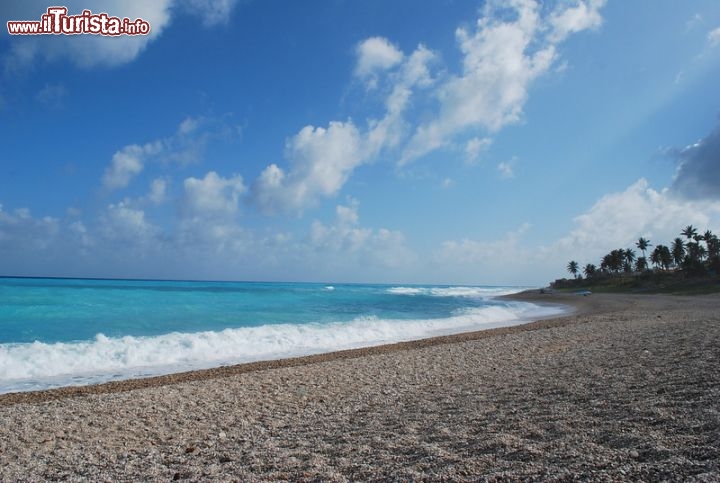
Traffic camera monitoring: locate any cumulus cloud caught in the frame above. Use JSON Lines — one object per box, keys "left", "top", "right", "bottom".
{"left": 0, "top": 204, "right": 59, "bottom": 252}
{"left": 148, "top": 178, "right": 168, "bottom": 204}
{"left": 549, "top": 0, "right": 605, "bottom": 42}
{"left": 2, "top": 0, "right": 243, "bottom": 70}
{"left": 252, "top": 121, "right": 364, "bottom": 213}
{"left": 101, "top": 202, "right": 159, "bottom": 245}
{"left": 1, "top": 195, "right": 411, "bottom": 281}
{"left": 178, "top": 116, "right": 201, "bottom": 135}
{"left": 366, "top": 44, "right": 437, "bottom": 154}
{"left": 0, "top": 204, "right": 97, "bottom": 275}
{"left": 252, "top": 1, "right": 603, "bottom": 213}
{"left": 497, "top": 159, "right": 516, "bottom": 178}
{"left": 670, "top": 124, "right": 720, "bottom": 200}
{"left": 464, "top": 137, "right": 492, "bottom": 164}
{"left": 308, "top": 200, "right": 414, "bottom": 271}
{"left": 69, "top": 220, "right": 93, "bottom": 249}
{"left": 101, "top": 116, "right": 241, "bottom": 192}
{"left": 251, "top": 41, "right": 437, "bottom": 215}
{"left": 183, "top": 171, "right": 246, "bottom": 218}
{"left": 435, "top": 177, "right": 720, "bottom": 284}
{"left": 555, "top": 179, "right": 720, "bottom": 263}
{"left": 102, "top": 141, "right": 164, "bottom": 191}
{"left": 354, "top": 37, "right": 404, "bottom": 88}
{"left": 2, "top": 1, "right": 173, "bottom": 70}
{"left": 401, "top": 0, "right": 605, "bottom": 164}
{"left": 709, "top": 27, "right": 720, "bottom": 47}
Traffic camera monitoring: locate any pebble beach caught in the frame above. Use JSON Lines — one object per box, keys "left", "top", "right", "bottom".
{"left": 1, "top": 292, "right": 719, "bottom": 481}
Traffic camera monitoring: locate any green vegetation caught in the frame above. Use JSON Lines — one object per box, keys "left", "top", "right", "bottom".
{"left": 556, "top": 225, "right": 720, "bottom": 294}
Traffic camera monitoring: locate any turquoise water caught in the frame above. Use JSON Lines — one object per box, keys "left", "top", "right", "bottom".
{"left": 0, "top": 277, "right": 564, "bottom": 393}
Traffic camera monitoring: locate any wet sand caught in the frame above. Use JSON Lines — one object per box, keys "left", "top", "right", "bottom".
{"left": 1, "top": 292, "right": 718, "bottom": 480}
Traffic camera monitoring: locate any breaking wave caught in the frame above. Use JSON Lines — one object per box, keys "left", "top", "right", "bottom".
{"left": 0, "top": 301, "right": 564, "bottom": 394}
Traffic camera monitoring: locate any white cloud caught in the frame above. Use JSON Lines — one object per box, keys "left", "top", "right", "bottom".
{"left": 148, "top": 178, "right": 168, "bottom": 205}
{"left": 555, "top": 179, "right": 720, "bottom": 263}
{"left": 3, "top": 1, "right": 173, "bottom": 69}
{"left": 549, "top": 0, "right": 605, "bottom": 42}
{"left": 69, "top": 220, "right": 93, "bottom": 249}
{"left": 497, "top": 158, "right": 516, "bottom": 178}
{"left": 465, "top": 137, "right": 492, "bottom": 164}
{"left": 166, "top": 115, "right": 244, "bottom": 165}
{"left": 102, "top": 141, "right": 164, "bottom": 191}
{"left": 183, "top": 171, "right": 246, "bottom": 218}
{"left": 434, "top": 178, "right": 720, "bottom": 285}
{"left": 251, "top": 41, "right": 438, "bottom": 215}
{"left": 100, "top": 116, "right": 241, "bottom": 192}
{"left": 401, "top": 0, "right": 606, "bottom": 164}
{"left": 0, "top": 204, "right": 97, "bottom": 275}
{"left": 2, "top": 0, "right": 243, "bottom": 70}
{"left": 252, "top": 121, "right": 364, "bottom": 213}
{"left": 366, "top": 44, "right": 437, "bottom": 154}
{"left": 178, "top": 116, "right": 201, "bottom": 135}
{"left": 0, "top": 196, "right": 414, "bottom": 282}
{"left": 0, "top": 205, "right": 59, "bottom": 251}
{"left": 435, "top": 223, "right": 535, "bottom": 284}
{"left": 354, "top": 37, "right": 404, "bottom": 87}
{"left": 708, "top": 27, "right": 720, "bottom": 47}
{"left": 101, "top": 202, "right": 158, "bottom": 244}
{"left": 439, "top": 223, "right": 531, "bottom": 265}
{"left": 308, "top": 201, "right": 414, "bottom": 271}
{"left": 35, "top": 83, "right": 68, "bottom": 109}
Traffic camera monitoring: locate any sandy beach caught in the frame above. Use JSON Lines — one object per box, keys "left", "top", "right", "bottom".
{"left": 1, "top": 292, "right": 719, "bottom": 481}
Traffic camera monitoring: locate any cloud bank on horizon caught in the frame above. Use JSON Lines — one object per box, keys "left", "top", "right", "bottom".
{"left": 1, "top": 0, "right": 719, "bottom": 285}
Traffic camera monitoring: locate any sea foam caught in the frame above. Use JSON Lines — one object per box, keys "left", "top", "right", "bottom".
{"left": 0, "top": 300, "right": 564, "bottom": 394}
{"left": 387, "top": 286, "right": 528, "bottom": 297}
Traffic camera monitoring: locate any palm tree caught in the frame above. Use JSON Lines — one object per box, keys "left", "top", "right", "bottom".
{"left": 703, "top": 230, "right": 714, "bottom": 244}
{"left": 622, "top": 249, "right": 635, "bottom": 272}
{"left": 567, "top": 260, "right": 580, "bottom": 279}
{"left": 584, "top": 263, "right": 597, "bottom": 279}
{"left": 671, "top": 238, "right": 685, "bottom": 267}
{"left": 681, "top": 225, "right": 698, "bottom": 240}
{"left": 705, "top": 231, "right": 720, "bottom": 273}
{"left": 705, "top": 231, "right": 719, "bottom": 259}
{"left": 636, "top": 238, "right": 651, "bottom": 259}
{"left": 600, "top": 255, "right": 610, "bottom": 274}
{"left": 686, "top": 240, "right": 706, "bottom": 264}
{"left": 601, "top": 250, "right": 624, "bottom": 274}
{"left": 648, "top": 245, "right": 672, "bottom": 270}
{"left": 650, "top": 247, "right": 660, "bottom": 267}
{"left": 611, "top": 249, "right": 625, "bottom": 273}
{"left": 635, "top": 256, "right": 648, "bottom": 272}
{"left": 658, "top": 245, "right": 672, "bottom": 270}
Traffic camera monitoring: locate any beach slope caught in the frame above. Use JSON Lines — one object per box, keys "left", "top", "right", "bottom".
{"left": 1, "top": 292, "right": 718, "bottom": 480}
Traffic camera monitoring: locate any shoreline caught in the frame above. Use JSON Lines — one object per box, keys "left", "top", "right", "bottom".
{"left": 1, "top": 290, "right": 578, "bottom": 405}
{"left": 2, "top": 291, "right": 718, "bottom": 480}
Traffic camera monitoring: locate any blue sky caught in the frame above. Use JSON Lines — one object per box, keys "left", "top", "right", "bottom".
{"left": 1, "top": 0, "right": 719, "bottom": 285}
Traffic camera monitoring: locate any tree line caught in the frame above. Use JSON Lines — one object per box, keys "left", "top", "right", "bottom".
{"left": 566, "top": 225, "right": 720, "bottom": 280}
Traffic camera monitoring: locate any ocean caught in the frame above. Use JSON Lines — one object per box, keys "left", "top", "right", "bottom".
{"left": 0, "top": 277, "right": 566, "bottom": 394}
